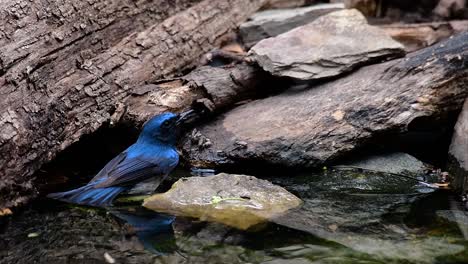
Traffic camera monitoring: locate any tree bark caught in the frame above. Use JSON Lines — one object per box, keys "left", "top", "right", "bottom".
{"left": 0, "top": 0, "right": 267, "bottom": 208}
{"left": 122, "top": 63, "right": 271, "bottom": 127}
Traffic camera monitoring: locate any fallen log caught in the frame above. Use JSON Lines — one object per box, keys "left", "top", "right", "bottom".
{"left": 181, "top": 32, "right": 468, "bottom": 169}
{"left": 0, "top": 0, "right": 267, "bottom": 209}
{"left": 122, "top": 63, "right": 272, "bottom": 127}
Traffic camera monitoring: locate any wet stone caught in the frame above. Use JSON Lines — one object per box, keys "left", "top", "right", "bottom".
{"left": 143, "top": 173, "right": 302, "bottom": 230}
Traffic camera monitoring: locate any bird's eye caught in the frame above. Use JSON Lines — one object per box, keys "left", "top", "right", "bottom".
{"left": 162, "top": 120, "right": 171, "bottom": 128}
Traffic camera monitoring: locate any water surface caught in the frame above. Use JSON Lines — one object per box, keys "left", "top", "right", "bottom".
{"left": 1, "top": 169, "right": 467, "bottom": 264}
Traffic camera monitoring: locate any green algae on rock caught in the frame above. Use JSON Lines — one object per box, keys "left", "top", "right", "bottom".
{"left": 143, "top": 173, "right": 302, "bottom": 230}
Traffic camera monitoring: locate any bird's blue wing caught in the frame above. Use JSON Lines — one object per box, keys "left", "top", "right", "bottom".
{"left": 93, "top": 154, "right": 176, "bottom": 188}
{"left": 91, "top": 152, "right": 128, "bottom": 182}
{"left": 48, "top": 146, "right": 177, "bottom": 207}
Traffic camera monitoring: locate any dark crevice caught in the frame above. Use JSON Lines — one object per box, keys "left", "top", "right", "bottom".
{"left": 34, "top": 123, "right": 139, "bottom": 196}
{"left": 333, "top": 109, "right": 461, "bottom": 169}
{"left": 0, "top": 52, "right": 30, "bottom": 78}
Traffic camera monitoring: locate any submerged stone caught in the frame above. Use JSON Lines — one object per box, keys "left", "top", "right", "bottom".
{"left": 143, "top": 173, "right": 302, "bottom": 230}
{"left": 249, "top": 9, "right": 405, "bottom": 80}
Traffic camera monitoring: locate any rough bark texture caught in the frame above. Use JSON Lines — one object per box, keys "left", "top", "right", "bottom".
{"left": 123, "top": 63, "right": 270, "bottom": 127}
{"left": 181, "top": 32, "right": 468, "bottom": 169}
{"left": 0, "top": 0, "right": 267, "bottom": 208}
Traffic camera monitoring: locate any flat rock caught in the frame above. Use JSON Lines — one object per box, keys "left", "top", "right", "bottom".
{"left": 182, "top": 32, "right": 468, "bottom": 169}
{"left": 341, "top": 152, "right": 427, "bottom": 175}
{"left": 448, "top": 99, "right": 468, "bottom": 191}
{"left": 240, "top": 3, "right": 344, "bottom": 48}
{"left": 143, "top": 173, "right": 302, "bottom": 230}
{"left": 249, "top": 9, "right": 405, "bottom": 80}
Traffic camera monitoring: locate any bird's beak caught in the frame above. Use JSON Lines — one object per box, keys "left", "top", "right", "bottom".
{"left": 176, "top": 109, "right": 197, "bottom": 126}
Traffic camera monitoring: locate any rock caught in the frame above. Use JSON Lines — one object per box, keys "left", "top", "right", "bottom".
{"left": 240, "top": 3, "right": 344, "bottom": 48}
{"left": 143, "top": 173, "right": 302, "bottom": 230}
{"left": 448, "top": 99, "right": 468, "bottom": 192}
{"left": 182, "top": 32, "right": 468, "bottom": 169}
{"left": 340, "top": 152, "right": 428, "bottom": 175}
{"left": 249, "top": 9, "right": 405, "bottom": 81}
{"left": 125, "top": 177, "right": 165, "bottom": 195}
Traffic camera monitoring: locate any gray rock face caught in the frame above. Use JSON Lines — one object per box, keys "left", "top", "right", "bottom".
{"left": 448, "top": 99, "right": 468, "bottom": 191}
{"left": 249, "top": 9, "right": 405, "bottom": 81}
{"left": 341, "top": 152, "right": 428, "bottom": 175}
{"left": 182, "top": 33, "right": 468, "bottom": 169}
{"left": 240, "top": 3, "right": 344, "bottom": 48}
{"left": 143, "top": 173, "right": 302, "bottom": 230}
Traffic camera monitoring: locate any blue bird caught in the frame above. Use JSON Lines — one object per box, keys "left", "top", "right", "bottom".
{"left": 47, "top": 111, "right": 195, "bottom": 207}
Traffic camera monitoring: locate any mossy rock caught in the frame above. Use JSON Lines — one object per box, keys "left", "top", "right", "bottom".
{"left": 143, "top": 173, "right": 302, "bottom": 230}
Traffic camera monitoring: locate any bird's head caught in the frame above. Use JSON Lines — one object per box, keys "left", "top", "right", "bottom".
{"left": 139, "top": 110, "right": 196, "bottom": 145}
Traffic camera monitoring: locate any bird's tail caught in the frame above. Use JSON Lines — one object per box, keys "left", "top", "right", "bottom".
{"left": 47, "top": 182, "right": 125, "bottom": 207}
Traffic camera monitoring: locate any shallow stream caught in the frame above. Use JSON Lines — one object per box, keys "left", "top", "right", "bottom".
{"left": 1, "top": 168, "right": 468, "bottom": 264}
